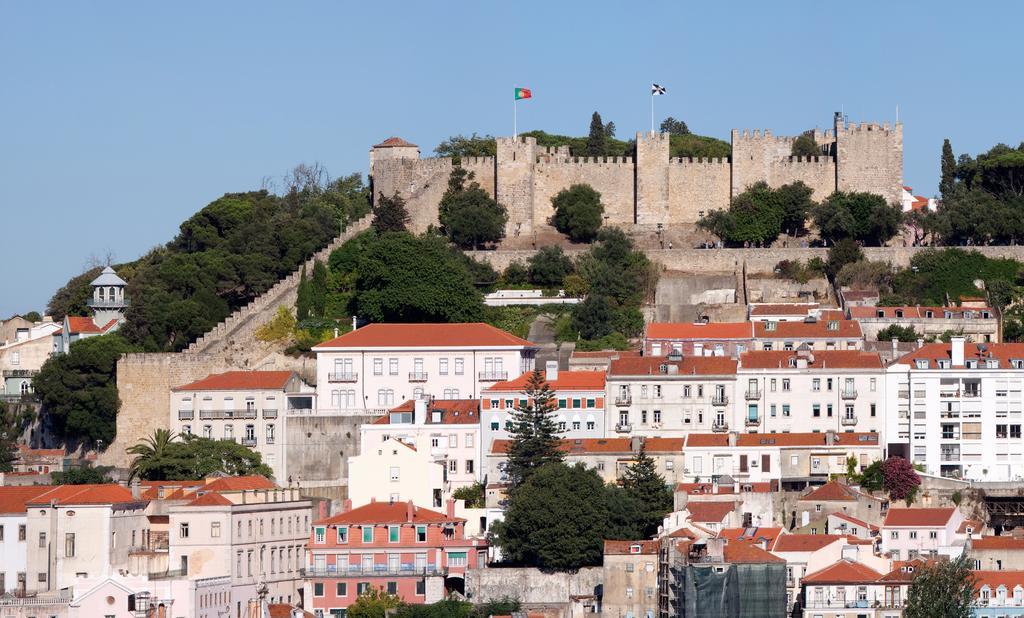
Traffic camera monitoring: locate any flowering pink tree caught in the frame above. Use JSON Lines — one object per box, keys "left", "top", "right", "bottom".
{"left": 882, "top": 456, "right": 921, "bottom": 503}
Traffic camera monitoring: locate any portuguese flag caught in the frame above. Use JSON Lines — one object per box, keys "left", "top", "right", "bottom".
{"left": 515, "top": 87, "right": 532, "bottom": 100}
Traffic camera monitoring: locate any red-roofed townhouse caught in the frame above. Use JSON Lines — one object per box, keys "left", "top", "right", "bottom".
{"left": 738, "top": 348, "right": 887, "bottom": 436}
{"left": 304, "top": 500, "right": 486, "bottom": 615}
{"left": 605, "top": 355, "right": 737, "bottom": 437}
{"left": 312, "top": 323, "right": 537, "bottom": 417}
{"left": 771, "top": 533, "right": 888, "bottom": 613}
{"left": 969, "top": 536, "right": 1024, "bottom": 571}
{"left": 849, "top": 304, "right": 998, "bottom": 344}
{"left": 0, "top": 314, "right": 61, "bottom": 398}
{"left": 52, "top": 266, "right": 128, "bottom": 355}
{"left": 11, "top": 445, "right": 67, "bottom": 474}
{"left": 481, "top": 366, "right": 605, "bottom": 450}
{"left": 0, "top": 485, "right": 55, "bottom": 595}
{"left": 748, "top": 303, "right": 822, "bottom": 323}
{"left": 881, "top": 507, "right": 966, "bottom": 561}
{"left": 171, "top": 370, "right": 313, "bottom": 482}
{"left": 887, "top": 339, "right": 1024, "bottom": 481}
{"left": 643, "top": 322, "right": 754, "bottom": 357}
{"left": 794, "top": 481, "right": 886, "bottom": 534}
{"left": 825, "top": 512, "right": 880, "bottom": 541}
{"left": 603, "top": 540, "right": 660, "bottom": 618}
{"left": 752, "top": 317, "right": 864, "bottom": 352}
{"left": 799, "top": 558, "right": 889, "bottom": 616}
{"left": 973, "top": 569, "right": 1024, "bottom": 613}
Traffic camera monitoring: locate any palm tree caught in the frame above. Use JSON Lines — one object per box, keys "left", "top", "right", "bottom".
{"left": 127, "top": 428, "right": 177, "bottom": 481}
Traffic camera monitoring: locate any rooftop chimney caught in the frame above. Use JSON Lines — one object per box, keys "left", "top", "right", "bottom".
{"left": 414, "top": 398, "right": 427, "bottom": 425}
{"left": 917, "top": 338, "right": 925, "bottom": 350}
{"left": 630, "top": 436, "right": 644, "bottom": 453}
{"left": 951, "top": 336, "right": 966, "bottom": 366}
{"left": 406, "top": 499, "right": 415, "bottom": 523}
{"left": 130, "top": 478, "right": 141, "bottom": 500}
{"left": 891, "top": 338, "right": 899, "bottom": 356}
{"left": 545, "top": 360, "right": 558, "bottom": 382}
{"left": 342, "top": 498, "right": 352, "bottom": 513}
{"left": 825, "top": 429, "right": 836, "bottom": 446}
{"left": 446, "top": 498, "right": 455, "bottom": 519}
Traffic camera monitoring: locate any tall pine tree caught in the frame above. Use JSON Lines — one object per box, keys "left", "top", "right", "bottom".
{"left": 310, "top": 259, "right": 328, "bottom": 318}
{"left": 371, "top": 192, "right": 410, "bottom": 233}
{"left": 504, "top": 369, "right": 564, "bottom": 487}
{"left": 295, "top": 265, "right": 311, "bottom": 321}
{"left": 940, "top": 138, "right": 957, "bottom": 201}
{"left": 621, "top": 442, "right": 674, "bottom": 537}
{"left": 587, "top": 112, "right": 607, "bottom": 157}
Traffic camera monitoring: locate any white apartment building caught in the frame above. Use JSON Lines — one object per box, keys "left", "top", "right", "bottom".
{"left": 738, "top": 349, "right": 887, "bottom": 436}
{"left": 880, "top": 507, "right": 966, "bottom": 561}
{"left": 0, "top": 316, "right": 60, "bottom": 399}
{"left": 605, "top": 354, "right": 737, "bottom": 436}
{"left": 313, "top": 323, "right": 537, "bottom": 413}
{"left": 886, "top": 339, "right": 1024, "bottom": 481}
{"left": 0, "top": 486, "right": 53, "bottom": 595}
{"left": 752, "top": 317, "right": 864, "bottom": 351}
{"left": 170, "top": 370, "right": 314, "bottom": 481}
{"left": 360, "top": 399, "right": 482, "bottom": 489}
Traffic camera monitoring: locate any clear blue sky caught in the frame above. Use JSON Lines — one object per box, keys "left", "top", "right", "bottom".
{"left": 2, "top": 1, "right": 1022, "bottom": 317}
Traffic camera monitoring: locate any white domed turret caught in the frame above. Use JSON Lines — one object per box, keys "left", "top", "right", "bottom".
{"left": 88, "top": 266, "right": 129, "bottom": 325}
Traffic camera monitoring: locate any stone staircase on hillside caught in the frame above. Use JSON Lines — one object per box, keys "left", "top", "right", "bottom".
{"left": 185, "top": 215, "right": 373, "bottom": 362}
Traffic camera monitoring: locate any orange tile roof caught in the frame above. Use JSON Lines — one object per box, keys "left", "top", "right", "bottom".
{"left": 723, "top": 542, "right": 785, "bottom": 563}
{"left": 849, "top": 305, "right": 991, "bottom": 319}
{"left": 735, "top": 432, "right": 880, "bottom": 448}
{"left": 0, "top": 486, "right": 57, "bottom": 514}
{"left": 316, "top": 500, "right": 462, "bottom": 526}
{"left": 25, "top": 484, "right": 137, "bottom": 506}
{"left": 314, "top": 323, "right": 533, "bottom": 349}
{"left": 571, "top": 350, "right": 641, "bottom": 359}
{"left": 66, "top": 316, "right": 118, "bottom": 334}
{"left": 879, "top": 558, "right": 931, "bottom": 583}
{"left": 604, "top": 540, "right": 659, "bottom": 555}
{"left": 830, "top": 512, "right": 876, "bottom": 531}
{"left": 188, "top": 492, "right": 233, "bottom": 507}
{"left": 490, "top": 437, "right": 683, "bottom": 456}
{"left": 685, "top": 434, "right": 729, "bottom": 448}
{"left": 484, "top": 370, "right": 605, "bottom": 392}
{"left": 958, "top": 519, "right": 983, "bottom": 534}
{"left": 173, "top": 371, "right": 294, "bottom": 391}
{"left": 802, "top": 481, "right": 859, "bottom": 502}
{"left": 373, "top": 137, "right": 418, "bottom": 148}
{"left": 884, "top": 507, "right": 957, "bottom": 527}
{"left": 17, "top": 445, "right": 65, "bottom": 457}
{"left": 898, "top": 342, "right": 1024, "bottom": 369}
{"left": 376, "top": 399, "right": 479, "bottom": 425}
{"left": 718, "top": 527, "right": 784, "bottom": 546}
{"left": 970, "top": 536, "right": 1024, "bottom": 550}
{"left": 771, "top": 534, "right": 846, "bottom": 553}
{"left": 754, "top": 319, "right": 862, "bottom": 339}
{"left": 802, "top": 559, "right": 884, "bottom": 584}
{"left": 749, "top": 304, "right": 819, "bottom": 316}
{"left": 202, "top": 476, "right": 277, "bottom": 492}
{"left": 686, "top": 501, "right": 735, "bottom": 523}
{"left": 646, "top": 322, "right": 753, "bottom": 340}
{"left": 675, "top": 481, "right": 777, "bottom": 495}
{"left": 667, "top": 527, "right": 699, "bottom": 539}
{"left": 739, "top": 350, "right": 882, "bottom": 370}
{"left": 972, "top": 570, "right": 1024, "bottom": 591}
{"left": 608, "top": 356, "right": 737, "bottom": 377}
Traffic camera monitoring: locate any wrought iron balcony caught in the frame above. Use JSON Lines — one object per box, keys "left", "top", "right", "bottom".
{"left": 262, "top": 408, "right": 278, "bottom": 419}
{"left": 615, "top": 395, "right": 632, "bottom": 406}
{"left": 711, "top": 395, "right": 729, "bottom": 406}
{"left": 2, "top": 369, "right": 37, "bottom": 378}
{"left": 408, "top": 372, "right": 429, "bottom": 382}
{"left": 478, "top": 371, "right": 508, "bottom": 381}
{"left": 841, "top": 416, "right": 858, "bottom": 426}
{"left": 302, "top": 564, "right": 445, "bottom": 577}
{"left": 745, "top": 417, "right": 760, "bottom": 427}
{"left": 712, "top": 421, "right": 729, "bottom": 432}
{"left": 328, "top": 372, "right": 358, "bottom": 383}
{"left": 841, "top": 389, "right": 858, "bottom": 400}
{"left": 614, "top": 423, "right": 632, "bottom": 433}
{"left": 241, "top": 437, "right": 257, "bottom": 447}
{"left": 178, "top": 409, "right": 194, "bottom": 420}
{"left": 744, "top": 390, "right": 760, "bottom": 401}
{"left": 87, "top": 298, "right": 130, "bottom": 309}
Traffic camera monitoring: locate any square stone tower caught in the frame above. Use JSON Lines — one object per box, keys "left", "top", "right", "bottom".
{"left": 635, "top": 132, "right": 670, "bottom": 226}
{"left": 496, "top": 136, "right": 539, "bottom": 235}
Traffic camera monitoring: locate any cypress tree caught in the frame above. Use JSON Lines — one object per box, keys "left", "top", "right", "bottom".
{"left": 621, "top": 443, "right": 674, "bottom": 537}
{"left": 504, "top": 369, "right": 564, "bottom": 487}
{"left": 940, "top": 138, "right": 957, "bottom": 201}
{"left": 310, "top": 260, "right": 328, "bottom": 318}
{"left": 586, "top": 112, "right": 607, "bottom": 157}
{"left": 295, "top": 265, "right": 311, "bottom": 322}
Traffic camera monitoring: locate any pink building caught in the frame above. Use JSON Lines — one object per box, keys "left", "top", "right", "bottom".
{"left": 304, "top": 499, "right": 486, "bottom": 614}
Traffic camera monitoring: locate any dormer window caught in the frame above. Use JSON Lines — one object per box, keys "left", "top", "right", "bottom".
{"left": 1012, "top": 359, "right": 1024, "bottom": 369}
{"left": 765, "top": 321, "right": 777, "bottom": 332}
{"left": 895, "top": 310, "right": 903, "bottom": 318}
{"left": 827, "top": 321, "right": 839, "bottom": 331}
{"left": 966, "top": 359, "right": 978, "bottom": 369}
{"left": 876, "top": 310, "right": 884, "bottom": 318}
{"left": 925, "top": 310, "right": 934, "bottom": 318}
{"left": 964, "top": 312, "right": 974, "bottom": 319}
{"left": 915, "top": 360, "right": 929, "bottom": 369}
{"left": 630, "top": 544, "right": 642, "bottom": 554}
{"left": 986, "top": 359, "right": 1000, "bottom": 369}
{"left": 937, "top": 360, "right": 950, "bottom": 369}
{"left": 788, "top": 358, "right": 797, "bottom": 368}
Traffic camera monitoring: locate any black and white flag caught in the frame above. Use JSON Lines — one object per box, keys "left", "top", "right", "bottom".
{"left": 652, "top": 83, "right": 666, "bottom": 95}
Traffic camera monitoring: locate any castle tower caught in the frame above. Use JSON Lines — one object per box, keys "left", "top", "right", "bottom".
{"left": 496, "top": 136, "right": 538, "bottom": 236}
{"left": 88, "top": 266, "right": 129, "bottom": 326}
{"left": 635, "top": 132, "right": 670, "bottom": 225}
{"left": 834, "top": 116, "right": 904, "bottom": 205}
{"left": 369, "top": 136, "right": 420, "bottom": 167}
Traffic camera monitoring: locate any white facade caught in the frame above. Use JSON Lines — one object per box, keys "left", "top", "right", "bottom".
{"left": 0, "top": 511, "right": 30, "bottom": 595}
{"left": 880, "top": 508, "right": 966, "bottom": 561}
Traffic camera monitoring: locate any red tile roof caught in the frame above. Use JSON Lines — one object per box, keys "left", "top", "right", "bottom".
{"left": 723, "top": 542, "right": 785, "bottom": 563}
{"left": 686, "top": 501, "right": 735, "bottom": 523}
{"left": 830, "top": 512, "right": 876, "bottom": 531}
{"left": 879, "top": 559, "right": 930, "bottom": 583}
{"left": 849, "top": 305, "right": 991, "bottom": 319}
{"left": 685, "top": 434, "right": 729, "bottom": 448}
{"left": 173, "top": 371, "right": 294, "bottom": 391}
{"left": 268, "top": 604, "right": 315, "bottom": 618}
{"left": 802, "top": 481, "right": 859, "bottom": 502}
{"left": 188, "top": 492, "right": 233, "bottom": 507}
{"left": 25, "top": 484, "right": 137, "bottom": 506}
{"left": 571, "top": 350, "right": 642, "bottom": 359}
{"left": 771, "top": 534, "right": 847, "bottom": 553}
{"left": 972, "top": 570, "right": 1024, "bottom": 591}
{"left": 608, "top": 356, "right": 737, "bottom": 377}
{"left": 0, "top": 486, "right": 57, "bottom": 514}
{"left": 17, "top": 445, "right": 64, "bottom": 458}
{"left": 202, "top": 476, "right": 277, "bottom": 492}
{"left": 490, "top": 437, "right": 683, "bottom": 456}
{"left": 314, "top": 323, "right": 533, "bottom": 349}
{"left": 718, "top": 527, "right": 785, "bottom": 546}
{"left": 753, "top": 319, "right": 862, "bottom": 339}
{"left": 375, "top": 399, "right": 480, "bottom": 425}
{"left": 604, "top": 540, "right": 659, "bottom": 555}
{"left": 66, "top": 316, "right": 119, "bottom": 335}
{"left": 739, "top": 350, "right": 882, "bottom": 370}
{"left": 898, "top": 342, "right": 1024, "bottom": 369}
{"left": 373, "top": 137, "right": 418, "bottom": 148}
{"left": 970, "top": 536, "right": 1024, "bottom": 550}
{"left": 675, "top": 481, "right": 777, "bottom": 495}
{"left": 802, "top": 559, "right": 884, "bottom": 584}
{"left": 884, "top": 507, "right": 957, "bottom": 527}
{"left": 958, "top": 519, "right": 983, "bottom": 535}
{"left": 749, "top": 304, "right": 819, "bottom": 317}
{"left": 646, "top": 322, "right": 753, "bottom": 340}
{"left": 316, "top": 501, "right": 463, "bottom": 525}
{"left": 734, "top": 432, "right": 880, "bottom": 448}
{"left": 484, "top": 370, "right": 605, "bottom": 392}
{"left": 667, "top": 527, "right": 699, "bottom": 539}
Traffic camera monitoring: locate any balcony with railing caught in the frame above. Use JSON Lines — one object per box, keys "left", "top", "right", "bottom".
{"left": 711, "top": 394, "right": 729, "bottom": 406}
{"left": 198, "top": 408, "right": 257, "bottom": 420}
{"left": 241, "top": 437, "right": 257, "bottom": 447}
{"left": 409, "top": 372, "right": 429, "bottom": 382}
{"left": 478, "top": 371, "right": 508, "bottom": 382}
{"left": 262, "top": 408, "right": 278, "bottom": 419}
{"left": 712, "top": 421, "right": 729, "bottom": 432}
{"left": 87, "top": 298, "right": 130, "bottom": 309}
{"left": 129, "top": 532, "right": 169, "bottom": 554}
{"left": 302, "top": 564, "right": 445, "bottom": 577}
{"left": 328, "top": 372, "right": 358, "bottom": 383}
{"left": 745, "top": 417, "right": 760, "bottom": 427}
{"left": 841, "top": 389, "right": 858, "bottom": 400}
{"left": 178, "top": 409, "right": 194, "bottom": 420}
{"left": 2, "top": 369, "right": 37, "bottom": 378}
{"left": 614, "top": 423, "right": 632, "bottom": 433}
{"left": 841, "top": 415, "right": 858, "bottom": 426}
{"left": 744, "top": 389, "right": 760, "bottom": 401}
{"left": 615, "top": 394, "right": 632, "bottom": 406}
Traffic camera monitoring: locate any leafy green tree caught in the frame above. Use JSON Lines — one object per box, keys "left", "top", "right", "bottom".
{"left": 504, "top": 370, "right": 564, "bottom": 487}
{"left": 659, "top": 117, "right": 690, "bottom": 135}
{"left": 296, "top": 265, "right": 311, "bottom": 321}
{"left": 571, "top": 295, "right": 614, "bottom": 340}
{"left": 0, "top": 405, "right": 16, "bottom": 473}
{"left": 812, "top": 191, "right": 903, "bottom": 245}
{"left": 438, "top": 166, "right": 508, "bottom": 249}
{"left": 33, "top": 334, "right": 135, "bottom": 446}
{"left": 576, "top": 228, "right": 657, "bottom": 306}
{"left": 698, "top": 182, "right": 814, "bottom": 246}
{"left": 452, "top": 482, "right": 486, "bottom": 508}
{"left": 127, "top": 429, "right": 183, "bottom": 481}
{"left": 492, "top": 462, "right": 609, "bottom": 571}
{"left": 47, "top": 267, "right": 102, "bottom": 321}
{"left": 621, "top": 444, "right": 674, "bottom": 537}
{"left": 835, "top": 260, "right": 893, "bottom": 289}
{"left": 350, "top": 232, "right": 484, "bottom": 323}
{"left": 940, "top": 138, "right": 957, "bottom": 201}
{"left": 904, "top": 554, "right": 975, "bottom": 618}
{"left": 668, "top": 134, "right": 732, "bottom": 159}
{"left": 587, "top": 112, "right": 607, "bottom": 157}
{"left": 310, "top": 260, "right": 329, "bottom": 318}
{"left": 346, "top": 585, "right": 404, "bottom": 618}
{"left": 52, "top": 465, "right": 114, "bottom": 485}
{"left": 791, "top": 133, "right": 821, "bottom": 158}
{"left": 775, "top": 181, "right": 816, "bottom": 236}
{"left": 185, "top": 435, "right": 274, "bottom": 479}
{"left": 502, "top": 261, "right": 529, "bottom": 285}
{"left": 825, "top": 239, "right": 865, "bottom": 279}
{"left": 528, "top": 246, "right": 573, "bottom": 287}
{"left": 858, "top": 460, "right": 884, "bottom": 492}
{"left": 372, "top": 192, "right": 410, "bottom": 233}
{"left": 434, "top": 133, "right": 497, "bottom": 158}
{"left": 551, "top": 184, "right": 605, "bottom": 243}
{"left": 876, "top": 324, "right": 919, "bottom": 342}
{"left": 986, "top": 278, "right": 1017, "bottom": 311}
{"left": 127, "top": 430, "right": 273, "bottom": 481}
{"left": 22, "top": 311, "right": 42, "bottom": 322}
{"left": 888, "top": 249, "right": 1021, "bottom": 306}
{"left": 255, "top": 306, "right": 297, "bottom": 343}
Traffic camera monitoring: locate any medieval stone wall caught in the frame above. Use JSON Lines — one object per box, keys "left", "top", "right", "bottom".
{"left": 668, "top": 157, "right": 732, "bottom": 222}
{"left": 534, "top": 156, "right": 635, "bottom": 231}
{"left": 836, "top": 121, "right": 904, "bottom": 205}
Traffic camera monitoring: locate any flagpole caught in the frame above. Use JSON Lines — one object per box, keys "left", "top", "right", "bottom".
{"left": 514, "top": 93, "right": 518, "bottom": 139}
{"left": 651, "top": 92, "right": 655, "bottom": 134}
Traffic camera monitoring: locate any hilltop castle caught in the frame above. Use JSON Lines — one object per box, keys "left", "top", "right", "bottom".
{"left": 369, "top": 112, "right": 903, "bottom": 235}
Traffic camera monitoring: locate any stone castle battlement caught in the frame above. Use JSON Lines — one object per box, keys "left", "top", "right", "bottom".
{"left": 370, "top": 113, "right": 903, "bottom": 236}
